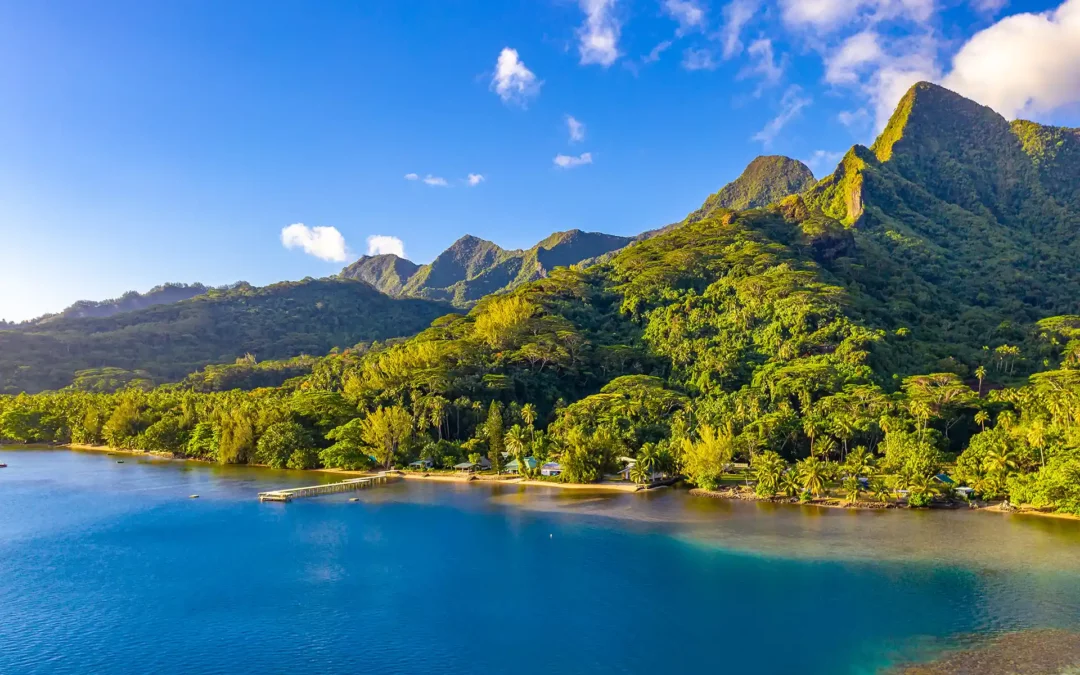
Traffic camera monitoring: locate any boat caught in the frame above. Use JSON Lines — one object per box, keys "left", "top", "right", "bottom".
{"left": 0, "top": 463, "right": 7, "bottom": 468}
{"left": 116, "top": 460, "right": 125, "bottom": 464}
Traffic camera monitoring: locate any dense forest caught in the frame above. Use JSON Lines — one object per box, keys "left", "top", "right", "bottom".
{"left": 2, "top": 82, "right": 1079, "bottom": 514}
{"left": 0, "top": 279, "right": 452, "bottom": 394}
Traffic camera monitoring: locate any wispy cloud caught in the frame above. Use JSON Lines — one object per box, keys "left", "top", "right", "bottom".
{"left": 404, "top": 173, "right": 419, "bottom": 181}
{"left": 281, "top": 224, "right": 348, "bottom": 262}
{"left": 554, "top": 152, "right": 594, "bottom": 168}
{"left": 566, "top": 115, "right": 586, "bottom": 142}
{"left": 664, "top": 0, "right": 707, "bottom": 34}
{"left": 805, "top": 149, "right": 844, "bottom": 176}
{"left": 682, "top": 47, "right": 718, "bottom": 71}
{"left": 718, "top": 0, "right": 758, "bottom": 58}
{"left": 643, "top": 40, "right": 674, "bottom": 64}
{"left": 491, "top": 47, "right": 542, "bottom": 106}
{"left": 422, "top": 175, "right": 449, "bottom": 187}
{"left": 825, "top": 31, "right": 884, "bottom": 85}
{"left": 752, "top": 85, "right": 812, "bottom": 145}
{"left": 467, "top": 173, "right": 485, "bottom": 186}
{"left": 577, "top": 0, "right": 621, "bottom": 66}
{"left": 741, "top": 38, "right": 784, "bottom": 86}
{"left": 367, "top": 235, "right": 406, "bottom": 258}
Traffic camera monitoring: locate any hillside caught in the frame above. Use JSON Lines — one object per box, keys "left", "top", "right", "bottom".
{"left": 803, "top": 81, "right": 1080, "bottom": 371}
{"left": 687, "top": 155, "right": 815, "bottom": 223}
{"left": 339, "top": 229, "right": 633, "bottom": 306}
{"left": 26, "top": 283, "right": 212, "bottom": 325}
{"left": 0, "top": 278, "right": 453, "bottom": 394}
{"left": 4, "top": 82, "right": 1079, "bottom": 514}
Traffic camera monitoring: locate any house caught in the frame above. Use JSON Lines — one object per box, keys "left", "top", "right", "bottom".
{"left": 955, "top": 486, "right": 975, "bottom": 499}
{"left": 933, "top": 473, "right": 956, "bottom": 486}
{"left": 504, "top": 457, "right": 538, "bottom": 474}
{"left": 454, "top": 461, "right": 479, "bottom": 473}
{"left": 541, "top": 462, "right": 563, "bottom": 477}
{"left": 408, "top": 459, "right": 434, "bottom": 470}
{"left": 613, "top": 458, "right": 664, "bottom": 483}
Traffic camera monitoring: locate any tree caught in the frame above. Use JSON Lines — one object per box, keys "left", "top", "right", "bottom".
{"left": 256, "top": 421, "right": 313, "bottom": 470}
{"left": 485, "top": 402, "right": 505, "bottom": 473}
{"left": 974, "top": 409, "right": 989, "bottom": 431}
{"left": 505, "top": 424, "right": 531, "bottom": 475}
{"left": 753, "top": 450, "right": 786, "bottom": 497}
{"left": 975, "top": 365, "right": 987, "bottom": 396}
{"left": 521, "top": 402, "right": 538, "bottom": 442}
{"left": 359, "top": 406, "right": 414, "bottom": 469}
{"left": 681, "top": 424, "right": 735, "bottom": 491}
{"left": 796, "top": 456, "right": 827, "bottom": 497}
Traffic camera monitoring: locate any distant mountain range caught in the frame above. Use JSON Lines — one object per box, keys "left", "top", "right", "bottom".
{"left": 338, "top": 156, "right": 817, "bottom": 306}
{"left": 6, "top": 81, "right": 1076, "bottom": 394}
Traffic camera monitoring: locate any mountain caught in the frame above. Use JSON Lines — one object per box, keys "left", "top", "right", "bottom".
{"left": 801, "top": 81, "right": 1080, "bottom": 371}
{"left": 0, "top": 278, "right": 453, "bottom": 394}
{"left": 27, "top": 283, "right": 212, "bottom": 325}
{"left": 686, "top": 155, "right": 815, "bottom": 223}
{"left": 339, "top": 229, "right": 634, "bottom": 306}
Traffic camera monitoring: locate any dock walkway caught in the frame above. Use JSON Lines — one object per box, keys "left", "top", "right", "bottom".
{"left": 258, "top": 473, "right": 391, "bottom": 502}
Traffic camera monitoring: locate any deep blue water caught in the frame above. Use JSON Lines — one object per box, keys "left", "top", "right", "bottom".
{"left": 3, "top": 449, "right": 1080, "bottom": 674}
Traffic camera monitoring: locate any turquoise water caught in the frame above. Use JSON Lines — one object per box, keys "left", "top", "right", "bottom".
{"left": 3, "top": 448, "right": 1080, "bottom": 674}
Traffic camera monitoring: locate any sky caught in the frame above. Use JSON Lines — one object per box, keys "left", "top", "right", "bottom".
{"left": 2, "top": 0, "right": 1079, "bottom": 322}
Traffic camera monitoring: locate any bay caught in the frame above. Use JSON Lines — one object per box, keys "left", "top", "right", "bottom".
{"left": 2, "top": 448, "right": 1080, "bottom": 674}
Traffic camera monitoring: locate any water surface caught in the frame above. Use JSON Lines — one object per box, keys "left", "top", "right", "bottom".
{"left": 2, "top": 448, "right": 1079, "bottom": 674}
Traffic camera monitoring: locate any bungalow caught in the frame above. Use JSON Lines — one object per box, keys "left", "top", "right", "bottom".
{"left": 408, "top": 459, "right": 434, "bottom": 470}
{"left": 541, "top": 461, "right": 563, "bottom": 477}
{"left": 613, "top": 458, "right": 664, "bottom": 483}
{"left": 454, "top": 461, "right": 479, "bottom": 473}
{"left": 933, "top": 473, "right": 956, "bottom": 486}
{"left": 504, "top": 457, "right": 538, "bottom": 474}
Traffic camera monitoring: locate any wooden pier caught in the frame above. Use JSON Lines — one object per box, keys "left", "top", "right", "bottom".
{"left": 258, "top": 473, "right": 391, "bottom": 502}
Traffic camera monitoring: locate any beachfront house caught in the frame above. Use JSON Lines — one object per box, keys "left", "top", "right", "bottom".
{"left": 408, "top": 459, "right": 434, "bottom": 470}
{"left": 454, "top": 461, "right": 478, "bottom": 473}
{"left": 504, "top": 457, "right": 538, "bottom": 474}
{"left": 541, "top": 461, "right": 563, "bottom": 477}
{"left": 612, "top": 457, "right": 665, "bottom": 483}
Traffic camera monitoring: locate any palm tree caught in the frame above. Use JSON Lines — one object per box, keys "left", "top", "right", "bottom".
{"left": 629, "top": 461, "right": 651, "bottom": 485}
{"left": 869, "top": 477, "right": 892, "bottom": 504}
{"left": 842, "top": 445, "right": 874, "bottom": 479}
{"left": 504, "top": 424, "right": 531, "bottom": 476}
{"left": 974, "top": 409, "right": 989, "bottom": 432}
{"left": 843, "top": 475, "right": 862, "bottom": 504}
{"left": 975, "top": 365, "right": 987, "bottom": 396}
{"left": 780, "top": 470, "right": 801, "bottom": 498}
{"left": 752, "top": 451, "right": 785, "bottom": 496}
{"left": 1027, "top": 421, "right": 1047, "bottom": 467}
{"left": 521, "top": 403, "right": 538, "bottom": 441}
{"left": 982, "top": 448, "right": 1017, "bottom": 479}
{"left": 905, "top": 474, "right": 937, "bottom": 506}
{"left": 797, "top": 456, "right": 827, "bottom": 497}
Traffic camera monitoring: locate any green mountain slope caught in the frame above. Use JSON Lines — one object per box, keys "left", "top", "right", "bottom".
{"left": 340, "top": 229, "right": 633, "bottom": 306}
{"left": 0, "top": 279, "right": 453, "bottom": 394}
{"left": 803, "top": 81, "right": 1080, "bottom": 371}
{"left": 687, "top": 155, "right": 815, "bottom": 223}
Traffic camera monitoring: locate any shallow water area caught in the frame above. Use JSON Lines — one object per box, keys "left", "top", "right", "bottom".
{"left": 3, "top": 447, "right": 1080, "bottom": 675}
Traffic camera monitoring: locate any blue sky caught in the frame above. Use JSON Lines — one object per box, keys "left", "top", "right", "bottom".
{"left": 2, "top": 0, "right": 1078, "bottom": 321}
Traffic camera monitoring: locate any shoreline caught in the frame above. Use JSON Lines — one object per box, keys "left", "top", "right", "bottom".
{"left": 4, "top": 444, "right": 1077, "bottom": 520}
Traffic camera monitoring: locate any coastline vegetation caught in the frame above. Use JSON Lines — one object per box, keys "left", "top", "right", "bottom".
{"left": 2, "top": 82, "right": 1080, "bottom": 515}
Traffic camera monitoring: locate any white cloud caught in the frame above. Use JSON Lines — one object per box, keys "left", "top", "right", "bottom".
{"left": 838, "top": 108, "right": 871, "bottom": 127}
{"left": 367, "top": 235, "right": 406, "bottom": 258}
{"left": 281, "top": 224, "right": 348, "bottom": 263}
{"left": 577, "top": 0, "right": 622, "bottom": 66}
{"left": 566, "top": 115, "right": 586, "bottom": 142}
{"left": 825, "top": 31, "right": 885, "bottom": 85}
{"left": 742, "top": 38, "right": 785, "bottom": 85}
{"left": 942, "top": 0, "right": 1080, "bottom": 119}
{"left": 805, "top": 149, "right": 844, "bottom": 175}
{"left": 553, "top": 152, "right": 594, "bottom": 168}
{"left": 404, "top": 173, "right": 419, "bottom": 181}
{"left": 778, "top": 0, "right": 934, "bottom": 32}
{"left": 752, "top": 85, "right": 812, "bottom": 145}
{"left": 643, "top": 40, "right": 674, "bottom": 63}
{"left": 970, "top": 0, "right": 1008, "bottom": 14}
{"left": 664, "top": 0, "right": 707, "bottom": 33}
{"left": 467, "top": 173, "right": 485, "bottom": 186}
{"left": 422, "top": 175, "right": 449, "bottom": 187}
{"left": 491, "top": 47, "right": 542, "bottom": 106}
{"left": 718, "top": 0, "right": 758, "bottom": 58}
{"left": 682, "top": 47, "right": 719, "bottom": 71}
